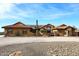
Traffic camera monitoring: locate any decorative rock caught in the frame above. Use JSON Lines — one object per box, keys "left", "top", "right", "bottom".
{"left": 9, "top": 51, "right": 22, "bottom": 56}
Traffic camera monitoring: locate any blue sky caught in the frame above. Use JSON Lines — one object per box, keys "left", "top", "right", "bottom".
{"left": 0, "top": 3, "right": 79, "bottom": 32}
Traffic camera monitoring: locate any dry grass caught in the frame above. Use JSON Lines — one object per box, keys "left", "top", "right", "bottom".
{"left": 0, "top": 42, "right": 79, "bottom": 56}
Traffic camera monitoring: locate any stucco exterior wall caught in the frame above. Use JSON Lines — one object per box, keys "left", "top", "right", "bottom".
{"left": 4, "top": 28, "right": 34, "bottom": 37}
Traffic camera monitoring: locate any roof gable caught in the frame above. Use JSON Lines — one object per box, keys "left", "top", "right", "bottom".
{"left": 58, "top": 24, "right": 67, "bottom": 27}
{"left": 41, "top": 24, "right": 55, "bottom": 28}
{"left": 66, "top": 26, "right": 76, "bottom": 29}
{"left": 12, "top": 22, "right": 26, "bottom": 27}
{"left": 2, "top": 22, "right": 32, "bottom": 29}
{"left": 57, "top": 24, "right": 68, "bottom": 29}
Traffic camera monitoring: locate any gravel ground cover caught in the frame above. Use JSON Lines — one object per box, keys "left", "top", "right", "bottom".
{"left": 0, "top": 42, "right": 79, "bottom": 56}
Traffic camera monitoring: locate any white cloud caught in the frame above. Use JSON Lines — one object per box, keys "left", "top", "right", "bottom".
{"left": 0, "top": 3, "right": 31, "bottom": 20}
{"left": 0, "top": 3, "right": 16, "bottom": 19}
{"left": 0, "top": 3, "right": 15, "bottom": 14}
{"left": 0, "top": 3, "right": 77, "bottom": 20}
{"left": 40, "top": 12, "right": 74, "bottom": 20}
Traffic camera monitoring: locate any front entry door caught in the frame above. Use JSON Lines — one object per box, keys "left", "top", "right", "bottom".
{"left": 15, "top": 31, "right": 21, "bottom": 36}
{"left": 64, "top": 31, "right": 69, "bottom": 36}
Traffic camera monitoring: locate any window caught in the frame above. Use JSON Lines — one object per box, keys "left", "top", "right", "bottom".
{"left": 23, "top": 30, "right": 27, "bottom": 34}
{"left": 30, "top": 29, "right": 36, "bottom": 33}
{"left": 47, "top": 27, "right": 51, "bottom": 33}
{"left": 8, "top": 29, "right": 13, "bottom": 33}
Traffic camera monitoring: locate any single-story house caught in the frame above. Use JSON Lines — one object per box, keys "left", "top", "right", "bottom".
{"left": 2, "top": 22, "right": 35, "bottom": 37}
{"left": 55, "top": 24, "right": 76, "bottom": 36}
{"left": 2, "top": 22, "right": 77, "bottom": 37}
{"left": 39, "top": 24, "right": 76, "bottom": 36}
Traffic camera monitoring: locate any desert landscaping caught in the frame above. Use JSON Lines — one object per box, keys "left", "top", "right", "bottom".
{"left": 1, "top": 3, "right": 79, "bottom": 56}
{"left": 0, "top": 37, "right": 79, "bottom": 56}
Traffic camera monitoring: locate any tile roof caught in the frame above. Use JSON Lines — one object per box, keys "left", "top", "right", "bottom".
{"left": 41, "top": 24, "right": 55, "bottom": 28}
{"left": 2, "top": 22, "right": 32, "bottom": 29}
{"left": 57, "top": 24, "right": 68, "bottom": 29}
{"left": 57, "top": 24, "right": 75, "bottom": 30}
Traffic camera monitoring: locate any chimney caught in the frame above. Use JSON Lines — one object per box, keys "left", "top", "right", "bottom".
{"left": 36, "top": 20, "right": 39, "bottom": 36}
{"left": 36, "top": 20, "right": 38, "bottom": 29}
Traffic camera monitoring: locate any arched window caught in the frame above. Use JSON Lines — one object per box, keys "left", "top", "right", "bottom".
{"left": 47, "top": 27, "right": 51, "bottom": 33}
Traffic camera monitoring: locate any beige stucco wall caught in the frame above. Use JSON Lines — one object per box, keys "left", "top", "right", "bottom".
{"left": 4, "top": 28, "right": 34, "bottom": 37}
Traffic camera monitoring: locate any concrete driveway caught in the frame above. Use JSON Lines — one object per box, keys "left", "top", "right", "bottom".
{"left": 0, "top": 37, "right": 79, "bottom": 46}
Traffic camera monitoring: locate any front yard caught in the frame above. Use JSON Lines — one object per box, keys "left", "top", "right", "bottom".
{"left": 0, "top": 37, "right": 79, "bottom": 56}
{"left": 0, "top": 42, "right": 79, "bottom": 56}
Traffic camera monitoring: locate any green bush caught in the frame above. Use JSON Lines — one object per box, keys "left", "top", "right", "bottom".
{"left": 0, "top": 32, "right": 4, "bottom": 35}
